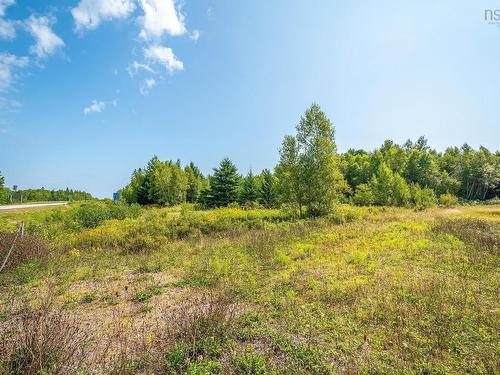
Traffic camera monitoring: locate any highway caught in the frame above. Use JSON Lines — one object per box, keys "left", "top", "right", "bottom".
{"left": 0, "top": 202, "right": 68, "bottom": 211}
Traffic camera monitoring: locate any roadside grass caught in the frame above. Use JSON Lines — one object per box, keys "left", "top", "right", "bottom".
{"left": 0, "top": 204, "right": 498, "bottom": 373}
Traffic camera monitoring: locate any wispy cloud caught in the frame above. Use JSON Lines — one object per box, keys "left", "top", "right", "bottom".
{"left": 0, "top": 19, "right": 15, "bottom": 39}
{"left": 138, "top": 0, "right": 185, "bottom": 40}
{"left": 25, "top": 15, "right": 64, "bottom": 58}
{"left": 127, "top": 60, "right": 156, "bottom": 77}
{"left": 0, "top": 0, "right": 15, "bottom": 39}
{"left": 84, "top": 99, "right": 105, "bottom": 114}
{"left": 83, "top": 98, "right": 119, "bottom": 114}
{"left": 0, "top": 0, "right": 15, "bottom": 16}
{"left": 190, "top": 29, "right": 199, "bottom": 42}
{"left": 144, "top": 45, "right": 183, "bottom": 73}
{"left": 139, "top": 77, "right": 155, "bottom": 95}
{"left": 72, "top": 0, "right": 135, "bottom": 31}
{"left": 0, "top": 53, "right": 29, "bottom": 91}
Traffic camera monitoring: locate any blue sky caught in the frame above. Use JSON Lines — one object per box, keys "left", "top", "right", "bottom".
{"left": 0, "top": 0, "right": 499, "bottom": 197}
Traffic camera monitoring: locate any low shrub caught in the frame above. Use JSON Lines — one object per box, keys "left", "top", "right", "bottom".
{"left": 0, "top": 296, "right": 91, "bottom": 374}
{"left": 438, "top": 193, "right": 459, "bottom": 207}
{"left": 75, "top": 202, "right": 142, "bottom": 229}
{"left": 231, "top": 346, "right": 272, "bottom": 374}
{"left": 75, "top": 202, "right": 110, "bottom": 228}
{"left": 0, "top": 232, "right": 49, "bottom": 273}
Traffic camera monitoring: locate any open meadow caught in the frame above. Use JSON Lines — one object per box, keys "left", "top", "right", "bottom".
{"left": 0, "top": 203, "right": 498, "bottom": 374}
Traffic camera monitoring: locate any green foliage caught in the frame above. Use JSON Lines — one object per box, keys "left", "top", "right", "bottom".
{"left": 121, "top": 157, "right": 205, "bottom": 207}
{"left": 353, "top": 183, "right": 374, "bottom": 206}
{"left": 189, "top": 359, "right": 223, "bottom": 375}
{"left": 411, "top": 184, "right": 436, "bottom": 210}
{"left": 0, "top": 171, "right": 92, "bottom": 204}
{"left": 342, "top": 137, "right": 499, "bottom": 207}
{"left": 118, "top": 121, "right": 498, "bottom": 213}
{"left": 392, "top": 172, "right": 411, "bottom": 206}
{"left": 208, "top": 158, "right": 241, "bottom": 207}
{"left": 133, "top": 284, "right": 163, "bottom": 302}
{"left": 185, "top": 162, "right": 206, "bottom": 203}
{"left": 438, "top": 193, "right": 458, "bottom": 207}
{"left": 239, "top": 170, "right": 260, "bottom": 206}
{"left": 259, "top": 169, "right": 277, "bottom": 208}
{"left": 276, "top": 103, "right": 346, "bottom": 216}
{"left": 231, "top": 347, "right": 272, "bottom": 374}
{"left": 75, "top": 203, "right": 110, "bottom": 228}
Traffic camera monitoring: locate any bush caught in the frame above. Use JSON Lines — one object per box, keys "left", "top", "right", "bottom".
{"left": 75, "top": 203, "right": 109, "bottom": 228}
{"left": 420, "top": 188, "right": 437, "bottom": 209}
{"left": 411, "top": 184, "right": 436, "bottom": 210}
{"left": 438, "top": 193, "right": 458, "bottom": 208}
{"left": 353, "top": 184, "right": 374, "bottom": 206}
{"left": 76, "top": 202, "right": 142, "bottom": 229}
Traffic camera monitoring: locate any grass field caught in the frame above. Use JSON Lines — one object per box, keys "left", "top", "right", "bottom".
{"left": 0, "top": 204, "right": 498, "bottom": 374}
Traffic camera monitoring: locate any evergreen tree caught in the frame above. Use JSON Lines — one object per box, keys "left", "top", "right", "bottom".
{"left": 239, "top": 170, "right": 259, "bottom": 206}
{"left": 259, "top": 169, "right": 277, "bottom": 208}
{"left": 209, "top": 158, "right": 240, "bottom": 207}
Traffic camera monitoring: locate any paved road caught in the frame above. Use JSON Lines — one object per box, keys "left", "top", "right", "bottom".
{"left": 0, "top": 202, "right": 68, "bottom": 211}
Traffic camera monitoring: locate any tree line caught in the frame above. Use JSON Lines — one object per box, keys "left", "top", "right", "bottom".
{"left": 0, "top": 174, "right": 93, "bottom": 204}
{"left": 120, "top": 103, "right": 498, "bottom": 215}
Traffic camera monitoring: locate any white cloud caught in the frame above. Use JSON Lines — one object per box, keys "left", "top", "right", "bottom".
{"left": 127, "top": 60, "right": 156, "bottom": 77}
{"left": 72, "top": 0, "right": 135, "bottom": 31}
{"left": 140, "top": 77, "right": 155, "bottom": 95}
{"left": 144, "top": 45, "right": 183, "bottom": 73}
{"left": 0, "top": 0, "right": 15, "bottom": 39}
{"left": 84, "top": 99, "right": 105, "bottom": 114}
{"left": 112, "top": 98, "right": 119, "bottom": 106}
{"left": 0, "top": 0, "right": 14, "bottom": 17}
{"left": 190, "top": 29, "right": 199, "bottom": 41}
{"left": 0, "top": 18, "right": 15, "bottom": 39}
{"left": 25, "top": 16, "right": 64, "bottom": 58}
{"left": 0, "top": 53, "right": 28, "bottom": 91}
{"left": 138, "top": 0, "right": 185, "bottom": 40}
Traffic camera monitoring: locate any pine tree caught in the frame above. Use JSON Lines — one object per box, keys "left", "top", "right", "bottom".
{"left": 209, "top": 158, "right": 240, "bottom": 207}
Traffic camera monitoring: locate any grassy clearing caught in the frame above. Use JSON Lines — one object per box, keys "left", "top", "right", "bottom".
{"left": 0, "top": 204, "right": 498, "bottom": 374}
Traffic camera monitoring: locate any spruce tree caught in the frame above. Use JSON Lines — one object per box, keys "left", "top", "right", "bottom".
{"left": 209, "top": 158, "right": 240, "bottom": 207}
{"left": 259, "top": 169, "right": 277, "bottom": 208}
{"left": 239, "top": 170, "right": 259, "bottom": 205}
